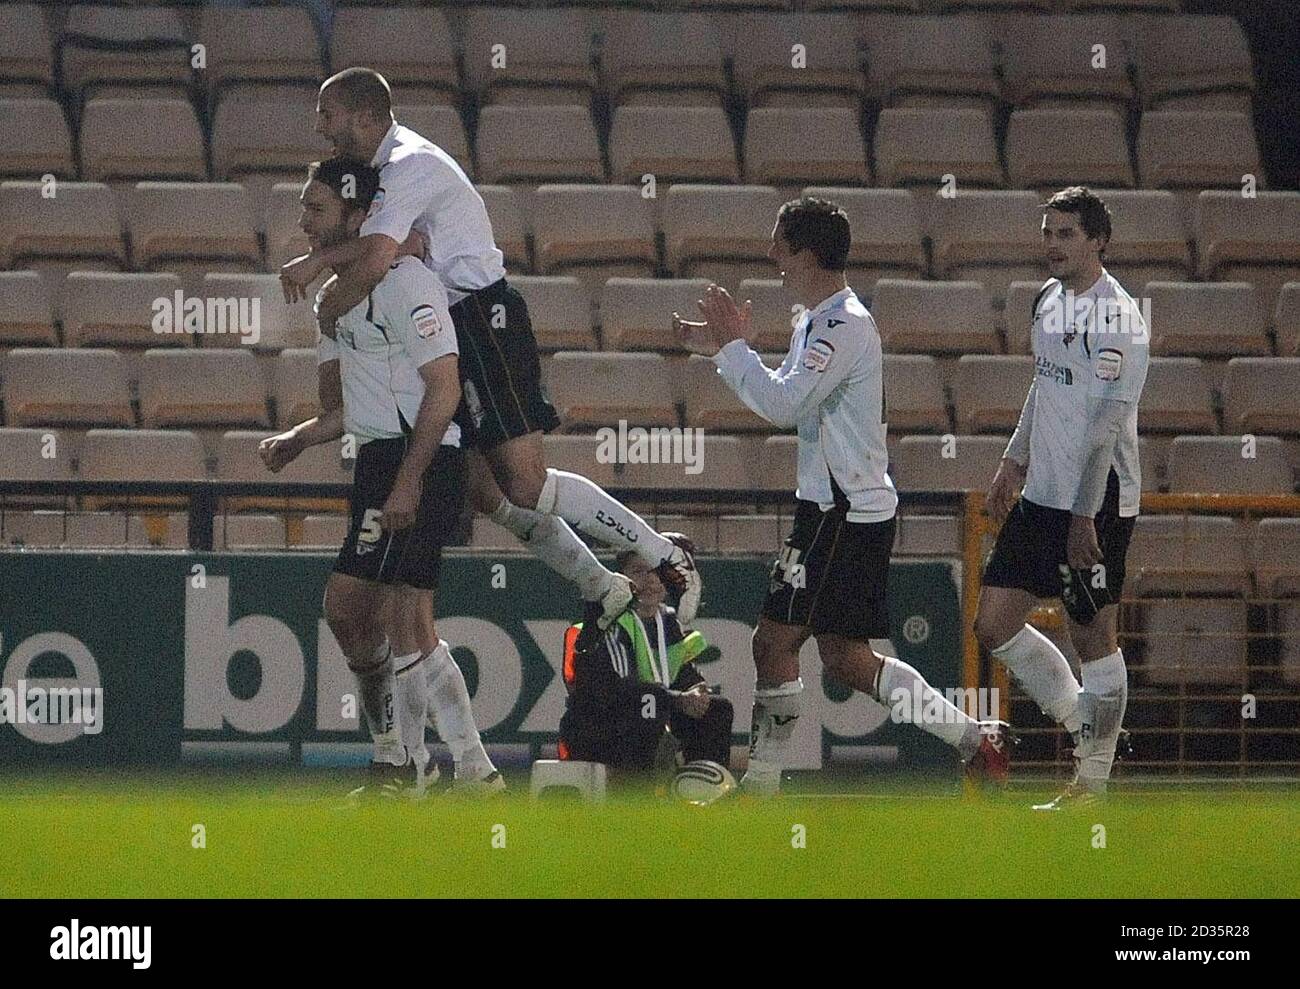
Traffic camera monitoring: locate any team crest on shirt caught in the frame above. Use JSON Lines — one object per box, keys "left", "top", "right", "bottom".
{"left": 803, "top": 338, "right": 836, "bottom": 372}
{"left": 411, "top": 304, "right": 442, "bottom": 338}
{"left": 366, "top": 186, "right": 385, "bottom": 218}
{"left": 1096, "top": 348, "right": 1123, "bottom": 381}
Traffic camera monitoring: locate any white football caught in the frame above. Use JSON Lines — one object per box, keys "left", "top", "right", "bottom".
{"left": 670, "top": 760, "right": 737, "bottom": 805}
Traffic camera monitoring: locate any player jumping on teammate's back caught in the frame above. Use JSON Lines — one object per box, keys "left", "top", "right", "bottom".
{"left": 675, "top": 197, "right": 1011, "bottom": 796}
{"left": 278, "top": 68, "right": 700, "bottom": 628}
{"left": 260, "top": 157, "right": 502, "bottom": 798}
{"left": 974, "top": 187, "right": 1150, "bottom": 810}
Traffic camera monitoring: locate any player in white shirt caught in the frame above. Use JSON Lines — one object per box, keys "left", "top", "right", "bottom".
{"left": 278, "top": 68, "right": 701, "bottom": 628}
{"left": 974, "top": 187, "right": 1151, "bottom": 809}
{"left": 260, "top": 157, "right": 501, "bottom": 797}
{"left": 676, "top": 197, "right": 1010, "bottom": 796}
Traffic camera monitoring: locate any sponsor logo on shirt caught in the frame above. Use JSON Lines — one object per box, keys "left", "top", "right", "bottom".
{"left": 411, "top": 304, "right": 442, "bottom": 338}
{"left": 1035, "top": 354, "right": 1074, "bottom": 387}
{"left": 803, "top": 338, "right": 835, "bottom": 372}
{"left": 367, "top": 187, "right": 385, "bottom": 218}
{"left": 825, "top": 318, "right": 845, "bottom": 328}
{"left": 1096, "top": 348, "right": 1123, "bottom": 381}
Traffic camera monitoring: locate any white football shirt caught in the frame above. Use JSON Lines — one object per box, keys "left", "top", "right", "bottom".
{"left": 317, "top": 255, "right": 460, "bottom": 447}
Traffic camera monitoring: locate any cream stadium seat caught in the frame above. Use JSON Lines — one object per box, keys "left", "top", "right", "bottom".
{"left": 542, "top": 434, "right": 624, "bottom": 491}
{"left": 264, "top": 181, "right": 312, "bottom": 272}
{"left": 547, "top": 352, "right": 678, "bottom": 431}
{"left": 894, "top": 514, "right": 962, "bottom": 556}
{"left": 883, "top": 354, "right": 949, "bottom": 433}
{"left": 59, "top": 4, "right": 190, "bottom": 99}
{"left": 737, "top": 278, "right": 801, "bottom": 353}
{"left": 1138, "top": 600, "right": 1249, "bottom": 686}
{"left": 803, "top": 187, "right": 925, "bottom": 288}
{"left": 273, "top": 348, "right": 319, "bottom": 429}
{"left": 623, "top": 435, "right": 751, "bottom": 492}
{"left": 392, "top": 105, "right": 470, "bottom": 167}
{"left": 479, "top": 185, "right": 529, "bottom": 272}
{"left": 1001, "top": 280, "right": 1049, "bottom": 355}
{"left": 652, "top": 514, "right": 718, "bottom": 553}
{"left": 1127, "top": 515, "right": 1252, "bottom": 597}
{"left": 894, "top": 435, "right": 1006, "bottom": 492}
{"left": 1194, "top": 192, "right": 1300, "bottom": 317}
{"left": 1255, "top": 519, "right": 1300, "bottom": 599}
{"left": 874, "top": 108, "right": 1002, "bottom": 188}
{"left": 661, "top": 185, "right": 783, "bottom": 287}
{"left": 928, "top": 191, "right": 1044, "bottom": 304}
{"left": 609, "top": 107, "right": 739, "bottom": 184}
{"left": 1132, "top": 14, "right": 1255, "bottom": 110}
{"left": 463, "top": 8, "right": 596, "bottom": 106}
{"left": 199, "top": 6, "right": 321, "bottom": 98}
{"left": 872, "top": 279, "right": 999, "bottom": 354}
{"left": 129, "top": 182, "right": 260, "bottom": 272}
{"left": 79, "top": 428, "right": 208, "bottom": 481}
{"left": 999, "top": 15, "right": 1133, "bottom": 112}
{"left": 219, "top": 513, "right": 287, "bottom": 550}
{"left": 1139, "top": 435, "right": 1167, "bottom": 492}
{"left": 0, "top": 98, "right": 73, "bottom": 177}
{"left": 80, "top": 98, "right": 206, "bottom": 181}
{"left": 217, "top": 430, "right": 349, "bottom": 486}
{"left": 951, "top": 355, "right": 1034, "bottom": 434}
{"left": 1165, "top": 435, "right": 1292, "bottom": 495}
{"left": 0, "top": 427, "right": 75, "bottom": 481}
{"left": 1138, "top": 358, "right": 1217, "bottom": 435}
{"left": 61, "top": 271, "right": 185, "bottom": 348}
{"left": 330, "top": 8, "right": 458, "bottom": 106}
{"left": 3, "top": 348, "right": 132, "bottom": 426}
{"left": 729, "top": 13, "right": 864, "bottom": 108}
{"left": 477, "top": 106, "right": 604, "bottom": 184}
{"left": 598, "top": 10, "right": 726, "bottom": 107}
{"left": 0, "top": 510, "right": 65, "bottom": 547}
{"left": 758, "top": 435, "right": 799, "bottom": 492}
{"left": 1137, "top": 111, "right": 1262, "bottom": 189}
{"left": 0, "top": 5, "right": 52, "bottom": 92}
{"left": 0, "top": 271, "right": 56, "bottom": 345}
{"left": 531, "top": 185, "right": 656, "bottom": 280}
{"left": 1092, "top": 189, "right": 1192, "bottom": 289}
{"left": 138, "top": 350, "right": 269, "bottom": 428}
{"left": 599, "top": 277, "right": 712, "bottom": 352}
{"left": 200, "top": 273, "right": 315, "bottom": 352}
{"left": 717, "top": 514, "right": 784, "bottom": 553}
{"left": 0, "top": 181, "right": 125, "bottom": 268}
{"left": 298, "top": 513, "right": 349, "bottom": 550}
{"left": 1006, "top": 110, "right": 1133, "bottom": 189}
{"left": 864, "top": 15, "right": 998, "bottom": 114}
{"left": 1144, "top": 281, "right": 1268, "bottom": 357}
{"left": 744, "top": 108, "right": 868, "bottom": 186}
{"left": 679, "top": 353, "right": 777, "bottom": 433}
{"left": 1221, "top": 359, "right": 1300, "bottom": 436}
{"left": 512, "top": 276, "right": 595, "bottom": 351}
{"left": 212, "top": 101, "right": 328, "bottom": 180}
{"left": 1275, "top": 283, "right": 1300, "bottom": 358}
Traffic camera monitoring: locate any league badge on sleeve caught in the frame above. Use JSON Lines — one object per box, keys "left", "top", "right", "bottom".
{"left": 411, "top": 304, "right": 442, "bottom": 338}
{"left": 803, "top": 338, "right": 836, "bottom": 372}
{"left": 1096, "top": 347, "right": 1123, "bottom": 381}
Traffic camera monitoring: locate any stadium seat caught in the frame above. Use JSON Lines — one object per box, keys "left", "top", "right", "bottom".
{"left": 0, "top": 427, "right": 75, "bottom": 481}
{"left": 200, "top": 273, "right": 316, "bottom": 352}
{"left": 477, "top": 106, "right": 604, "bottom": 184}
{"left": 1222, "top": 359, "right": 1300, "bottom": 436}
{"left": 744, "top": 108, "right": 868, "bottom": 186}
{"left": 893, "top": 435, "right": 1006, "bottom": 492}
{"left": 0, "top": 510, "right": 64, "bottom": 547}
{"left": 1255, "top": 518, "right": 1300, "bottom": 599}
{"left": 871, "top": 280, "right": 999, "bottom": 354}
{"left": 1132, "top": 14, "right": 1255, "bottom": 109}
{"left": 298, "top": 513, "right": 348, "bottom": 550}
{"left": 542, "top": 433, "right": 626, "bottom": 491}
{"left": 217, "top": 430, "right": 349, "bottom": 486}
{"left": 264, "top": 181, "right": 311, "bottom": 272}
{"left": 622, "top": 434, "right": 752, "bottom": 492}
{"left": 3, "top": 348, "right": 132, "bottom": 426}
{"left": 219, "top": 513, "right": 287, "bottom": 550}
{"left": 757, "top": 434, "right": 799, "bottom": 492}
{"left": 661, "top": 185, "right": 783, "bottom": 287}
{"left": 392, "top": 106, "right": 470, "bottom": 168}
{"left": 80, "top": 98, "right": 206, "bottom": 181}
{"left": 928, "top": 191, "right": 1044, "bottom": 303}
{"left": 679, "top": 353, "right": 776, "bottom": 433}
{"left": 951, "top": 355, "right": 1034, "bottom": 433}
{"left": 61, "top": 271, "right": 185, "bottom": 348}
{"left": 1165, "top": 435, "right": 1293, "bottom": 495}
{"left": 882, "top": 354, "right": 948, "bottom": 433}
{"left": 128, "top": 183, "right": 261, "bottom": 272}
{"left": 1005, "top": 110, "right": 1133, "bottom": 189}
{"left": 0, "top": 271, "right": 56, "bottom": 346}
{"left": 330, "top": 8, "right": 458, "bottom": 105}
{"left": 79, "top": 428, "right": 208, "bottom": 481}
{"left": 198, "top": 6, "right": 321, "bottom": 98}
{"left": 1139, "top": 435, "right": 1166, "bottom": 492}
{"left": 1138, "top": 358, "right": 1217, "bottom": 435}
{"left": 874, "top": 108, "right": 1002, "bottom": 188}
{"left": 717, "top": 514, "right": 784, "bottom": 553}
{"left": 1276, "top": 283, "right": 1300, "bottom": 358}
{"left": 1194, "top": 192, "right": 1300, "bottom": 317}
{"left": 599, "top": 277, "right": 712, "bottom": 353}
{"left": 138, "top": 350, "right": 269, "bottom": 428}
{"left": 547, "top": 352, "right": 677, "bottom": 430}
{"left": 729, "top": 13, "right": 864, "bottom": 108}
{"left": 59, "top": 4, "right": 190, "bottom": 99}
{"left": 463, "top": 7, "right": 596, "bottom": 106}
{"left": 531, "top": 185, "right": 656, "bottom": 280}
{"left": 1093, "top": 189, "right": 1192, "bottom": 288}
{"left": 1128, "top": 515, "right": 1252, "bottom": 597}
{"left": 998, "top": 14, "right": 1133, "bottom": 112}
{"left": 737, "top": 278, "right": 800, "bottom": 353}
{"left": 802, "top": 187, "right": 925, "bottom": 288}
{"left": 273, "top": 348, "right": 319, "bottom": 429}
{"left": 1137, "top": 112, "right": 1263, "bottom": 189}
{"left": 597, "top": 11, "right": 726, "bottom": 107}
{"left": 894, "top": 514, "right": 961, "bottom": 557}
{"left": 1144, "top": 281, "right": 1268, "bottom": 357}
{"left": 512, "top": 276, "right": 595, "bottom": 351}
{"left": 609, "top": 107, "right": 739, "bottom": 185}
{"left": 863, "top": 15, "right": 998, "bottom": 113}
{"left": 212, "top": 101, "right": 329, "bottom": 180}
{"left": 0, "top": 181, "right": 125, "bottom": 268}
{"left": 1138, "top": 600, "right": 1249, "bottom": 686}
{"left": 0, "top": 98, "right": 73, "bottom": 177}
{"left": 1001, "top": 280, "right": 1048, "bottom": 355}
{"left": 478, "top": 185, "right": 529, "bottom": 273}
{"left": 529, "top": 760, "right": 606, "bottom": 802}
{"left": 0, "top": 5, "right": 52, "bottom": 92}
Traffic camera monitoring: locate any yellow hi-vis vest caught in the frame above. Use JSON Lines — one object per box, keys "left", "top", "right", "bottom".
{"left": 565, "top": 609, "right": 708, "bottom": 689}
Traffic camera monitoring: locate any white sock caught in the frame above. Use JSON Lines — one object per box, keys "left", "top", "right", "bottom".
{"left": 491, "top": 498, "right": 613, "bottom": 602}
{"left": 356, "top": 640, "right": 404, "bottom": 766}
{"left": 990, "top": 624, "right": 1083, "bottom": 736}
{"left": 744, "top": 679, "right": 803, "bottom": 795}
{"left": 394, "top": 651, "right": 430, "bottom": 777}
{"left": 536, "top": 468, "right": 674, "bottom": 565}
{"left": 425, "top": 640, "right": 495, "bottom": 780}
{"left": 873, "top": 656, "right": 981, "bottom": 758}
{"left": 1077, "top": 648, "right": 1128, "bottom": 786}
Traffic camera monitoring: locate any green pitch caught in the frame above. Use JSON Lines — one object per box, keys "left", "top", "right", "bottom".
{"left": 3, "top": 772, "right": 1297, "bottom": 898}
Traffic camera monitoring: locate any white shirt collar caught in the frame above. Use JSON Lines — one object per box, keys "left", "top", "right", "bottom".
{"left": 809, "top": 286, "right": 854, "bottom": 316}
{"left": 370, "top": 121, "right": 401, "bottom": 168}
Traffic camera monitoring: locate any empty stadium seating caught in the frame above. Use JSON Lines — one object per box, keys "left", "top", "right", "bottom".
{"left": 3, "top": 348, "right": 133, "bottom": 427}
{"left": 679, "top": 354, "right": 774, "bottom": 433}
{"left": 882, "top": 354, "right": 948, "bottom": 433}
{"left": 531, "top": 185, "right": 656, "bottom": 281}
{"left": 0, "top": 271, "right": 56, "bottom": 346}
{"left": 0, "top": 98, "right": 73, "bottom": 177}
{"left": 1221, "top": 359, "right": 1300, "bottom": 436}
{"left": 951, "top": 355, "right": 1033, "bottom": 433}
{"left": 1165, "top": 435, "right": 1293, "bottom": 495}
{"left": 138, "top": 350, "right": 269, "bottom": 429}
{"left": 0, "top": 181, "right": 126, "bottom": 269}
{"left": 599, "top": 278, "right": 711, "bottom": 352}
{"left": 1194, "top": 192, "right": 1300, "bottom": 315}
{"left": 874, "top": 108, "right": 1002, "bottom": 188}
{"left": 1137, "top": 111, "right": 1262, "bottom": 189}
{"left": 477, "top": 106, "right": 604, "bottom": 184}
{"left": 79, "top": 428, "right": 208, "bottom": 482}
{"left": 744, "top": 108, "right": 868, "bottom": 186}
{"left": 893, "top": 435, "right": 1007, "bottom": 493}
{"left": 60, "top": 271, "right": 185, "bottom": 348}
{"left": 729, "top": 13, "right": 864, "bottom": 108}
{"left": 547, "top": 352, "right": 677, "bottom": 430}
{"left": 60, "top": 5, "right": 191, "bottom": 100}
{"left": 1005, "top": 110, "right": 1133, "bottom": 189}
{"left": 609, "top": 107, "right": 739, "bottom": 184}
{"left": 872, "top": 279, "right": 999, "bottom": 354}
{"left": 463, "top": 7, "right": 596, "bottom": 106}
{"left": 1138, "top": 358, "right": 1217, "bottom": 435}
{"left": 928, "top": 191, "right": 1044, "bottom": 302}
{"left": 598, "top": 11, "right": 726, "bottom": 108}
{"left": 330, "top": 8, "right": 458, "bottom": 106}
{"left": 662, "top": 185, "right": 783, "bottom": 287}
{"left": 1144, "top": 281, "right": 1268, "bottom": 357}
{"left": 864, "top": 16, "right": 998, "bottom": 113}
{"left": 128, "top": 183, "right": 260, "bottom": 273}
{"left": 998, "top": 15, "right": 1133, "bottom": 113}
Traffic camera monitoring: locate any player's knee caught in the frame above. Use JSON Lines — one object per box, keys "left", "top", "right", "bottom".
{"left": 501, "top": 468, "right": 545, "bottom": 512}
{"left": 973, "top": 607, "right": 1013, "bottom": 652}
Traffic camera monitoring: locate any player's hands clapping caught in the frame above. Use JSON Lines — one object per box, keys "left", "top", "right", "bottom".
{"left": 380, "top": 473, "right": 421, "bottom": 531}
{"left": 258, "top": 431, "right": 304, "bottom": 473}
{"left": 986, "top": 458, "right": 1027, "bottom": 523}
{"left": 691, "top": 284, "right": 754, "bottom": 350}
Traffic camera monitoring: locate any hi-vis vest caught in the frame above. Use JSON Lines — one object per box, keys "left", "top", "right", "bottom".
{"left": 563, "top": 610, "right": 708, "bottom": 691}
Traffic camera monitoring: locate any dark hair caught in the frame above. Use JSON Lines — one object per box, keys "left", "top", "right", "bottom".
{"left": 320, "top": 66, "right": 393, "bottom": 121}
{"left": 1040, "top": 186, "right": 1112, "bottom": 253}
{"left": 776, "top": 196, "right": 851, "bottom": 271}
{"left": 306, "top": 156, "right": 380, "bottom": 213}
{"left": 615, "top": 550, "right": 638, "bottom": 572}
